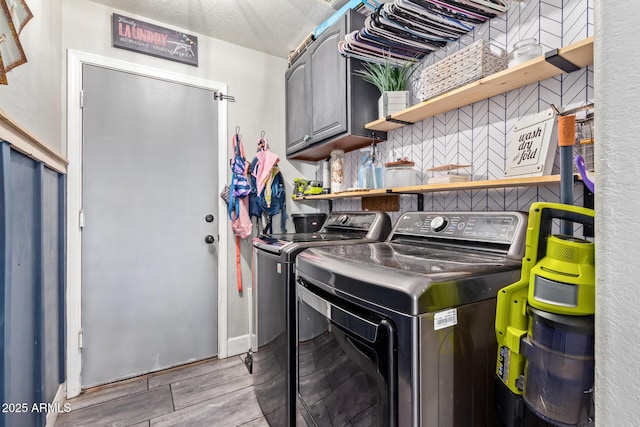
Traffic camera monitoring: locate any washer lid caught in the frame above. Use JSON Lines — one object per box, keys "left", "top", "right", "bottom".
{"left": 296, "top": 242, "right": 522, "bottom": 315}
{"left": 253, "top": 231, "right": 375, "bottom": 253}
{"left": 265, "top": 231, "right": 369, "bottom": 243}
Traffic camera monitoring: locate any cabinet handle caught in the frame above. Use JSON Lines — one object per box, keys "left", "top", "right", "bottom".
{"left": 303, "top": 135, "right": 310, "bottom": 142}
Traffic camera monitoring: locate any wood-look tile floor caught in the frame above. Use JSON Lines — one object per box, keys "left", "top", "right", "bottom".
{"left": 55, "top": 355, "right": 269, "bottom": 427}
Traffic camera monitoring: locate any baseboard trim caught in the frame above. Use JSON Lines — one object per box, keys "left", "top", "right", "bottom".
{"left": 45, "top": 383, "right": 67, "bottom": 427}
{"left": 227, "top": 334, "right": 250, "bottom": 357}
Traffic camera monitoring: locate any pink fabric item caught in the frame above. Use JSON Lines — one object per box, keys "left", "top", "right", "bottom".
{"left": 252, "top": 149, "right": 280, "bottom": 195}
{"left": 231, "top": 197, "right": 252, "bottom": 239}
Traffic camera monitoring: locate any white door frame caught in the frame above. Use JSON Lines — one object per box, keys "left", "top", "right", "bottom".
{"left": 66, "top": 50, "right": 229, "bottom": 398}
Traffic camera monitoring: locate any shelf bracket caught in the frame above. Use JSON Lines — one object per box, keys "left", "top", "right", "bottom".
{"left": 545, "top": 49, "right": 581, "bottom": 73}
{"left": 385, "top": 116, "right": 414, "bottom": 126}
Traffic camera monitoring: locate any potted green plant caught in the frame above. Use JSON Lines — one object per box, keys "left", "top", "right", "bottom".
{"left": 354, "top": 56, "right": 416, "bottom": 118}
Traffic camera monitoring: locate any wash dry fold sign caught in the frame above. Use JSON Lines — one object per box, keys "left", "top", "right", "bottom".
{"left": 504, "top": 110, "right": 558, "bottom": 178}
{"left": 112, "top": 13, "right": 198, "bottom": 66}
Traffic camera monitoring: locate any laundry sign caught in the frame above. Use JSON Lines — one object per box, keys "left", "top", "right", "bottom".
{"left": 504, "top": 109, "right": 558, "bottom": 178}
{"left": 112, "top": 13, "right": 198, "bottom": 66}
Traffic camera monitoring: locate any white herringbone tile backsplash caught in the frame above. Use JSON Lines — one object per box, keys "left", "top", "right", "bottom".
{"left": 331, "top": 0, "right": 593, "bottom": 226}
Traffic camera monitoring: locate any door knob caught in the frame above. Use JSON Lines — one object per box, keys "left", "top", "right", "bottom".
{"left": 204, "top": 235, "right": 215, "bottom": 244}
{"left": 205, "top": 214, "right": 214, "bottom": 223}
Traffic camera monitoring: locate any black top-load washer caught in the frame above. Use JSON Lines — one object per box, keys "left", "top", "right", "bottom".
{"left": 250, "top": 211, "right": 392, "bottom": 426}
{"left": 295, "top": 211, "right": 528, "bottom": 427}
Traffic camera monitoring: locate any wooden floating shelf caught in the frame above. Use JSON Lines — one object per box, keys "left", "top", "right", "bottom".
{"left": 293, "top": 174, "right": 567, "bottom": 201}
{"left": 365, "top": 37, "right": 594, "bottom": 132}
{"left": 294, "top": 188, "right": 388, "bottom": 201}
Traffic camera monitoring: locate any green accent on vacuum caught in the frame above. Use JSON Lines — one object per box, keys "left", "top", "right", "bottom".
{"left": 494, "top": 202, "right": 595, "bottom": 395}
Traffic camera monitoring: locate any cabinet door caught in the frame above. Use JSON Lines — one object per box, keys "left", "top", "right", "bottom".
{"left": 309, "top": 16, "right": 347, "bottom": 143}
{"left": 285, "top": 56, "right": 311, "bottom": 155}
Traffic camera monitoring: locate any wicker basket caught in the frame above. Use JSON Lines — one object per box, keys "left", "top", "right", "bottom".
{"left": 417, "top": 40, "right": 508, "bottom": 101}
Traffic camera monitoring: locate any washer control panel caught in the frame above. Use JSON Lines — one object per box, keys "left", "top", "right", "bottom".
{"left": 322, "top": 212, "right": 377, "bottom": 230}
{"left": 393, "top": 211, "right": 524, "bottom": 244}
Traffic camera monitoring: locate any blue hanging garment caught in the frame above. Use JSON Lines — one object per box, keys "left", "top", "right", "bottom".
{"left": 228, "top": 133, "right": 251, "bottom": 222}
{"left": 227, "top": 132, "right": 252, "bottom": 293}
{"left": 249, "top": 137, "right": 287, "bottom": 234}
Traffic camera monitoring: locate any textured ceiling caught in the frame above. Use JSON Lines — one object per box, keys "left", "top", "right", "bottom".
{"left": 89, "top": 0, "right": 352, "bottom": 58}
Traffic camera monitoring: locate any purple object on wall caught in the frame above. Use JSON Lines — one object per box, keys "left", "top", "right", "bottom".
{"left": 575, "top": 155, "right": 595, "bottom": 193}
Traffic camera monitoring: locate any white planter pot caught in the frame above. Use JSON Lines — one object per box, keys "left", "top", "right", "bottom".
{"left": 378, "top": 90, "right": 409, "bottom": 118}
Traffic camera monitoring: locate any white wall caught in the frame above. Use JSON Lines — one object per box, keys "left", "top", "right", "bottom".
{"left": 61, "top": 0, "right": 315, "bottom": 352}
{"left": 0, "top": 0, "right": 63, "bottom": 153}
{"left": 594, "top": 2, "right": 640, "bottom": 424}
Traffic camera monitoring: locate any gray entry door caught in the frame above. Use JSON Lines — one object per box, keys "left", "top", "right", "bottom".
{"left": 81, "top": 64, "right": 219, "bottom": 388}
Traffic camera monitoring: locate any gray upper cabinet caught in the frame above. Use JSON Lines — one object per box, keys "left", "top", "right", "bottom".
{"left": 285, "top": 56, "right": 311, "bottom": 154}
{"left": 285, "top": 10, "right": 386, "bottom": 161}
{"left": 309, "top": 21, "right": 347, "bottom": 144}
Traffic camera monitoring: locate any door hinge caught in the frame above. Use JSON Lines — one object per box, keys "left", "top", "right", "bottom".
{"left": 80, "top": 90, "right": 84, "bottom": 108}
{"left": 79, "top": 209, "right": 85, "bottom": 229}
{"left": 78, "top": 329, "right": 84, "bottom": 350}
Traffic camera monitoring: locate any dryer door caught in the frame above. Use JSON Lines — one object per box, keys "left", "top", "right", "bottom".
{"left": 297, "top": 280, "right": 397, "bottom": 427}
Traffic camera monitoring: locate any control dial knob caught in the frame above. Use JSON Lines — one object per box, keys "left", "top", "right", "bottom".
{"left": 430, "top": 216, "right": 448, "bottom": 232}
